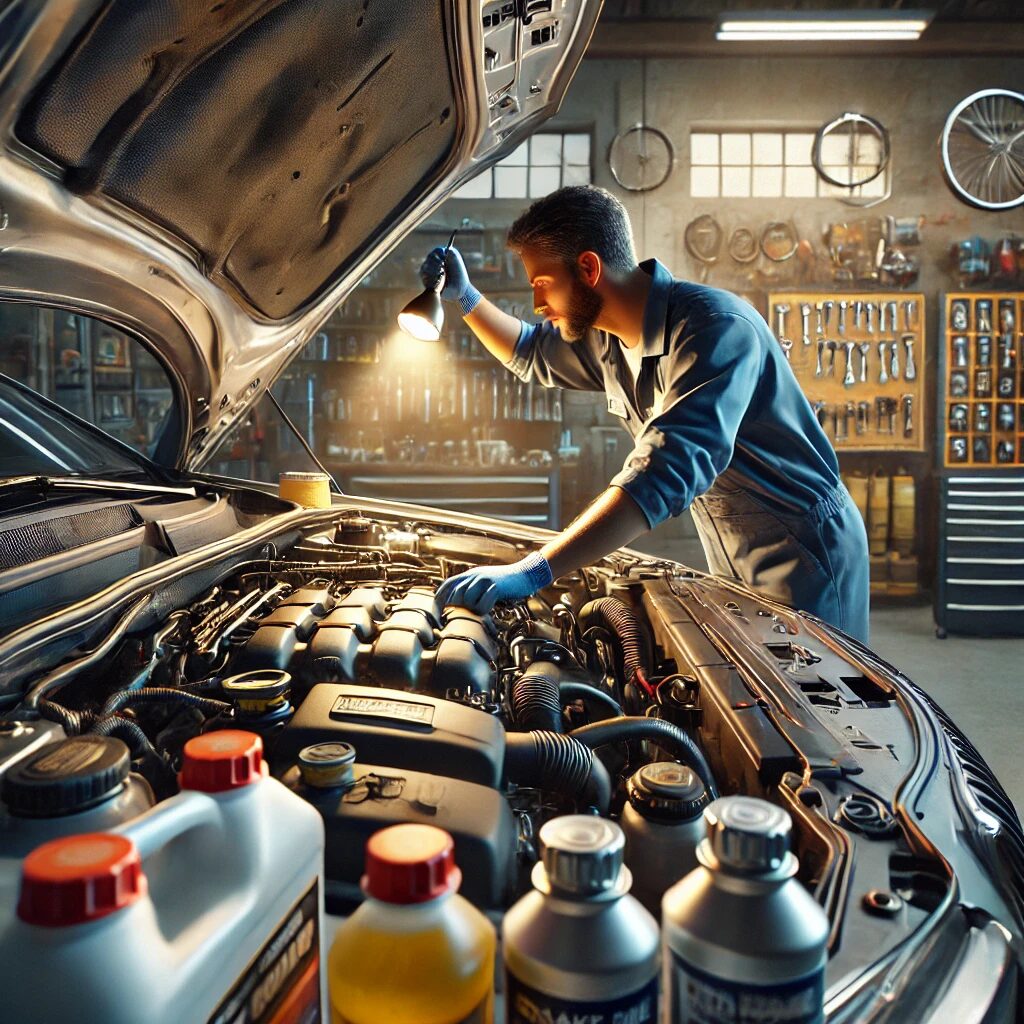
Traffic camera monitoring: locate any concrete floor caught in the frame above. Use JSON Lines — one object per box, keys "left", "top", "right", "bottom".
{"left": 630, "top": 534, "right": 1024, "bottom": 816}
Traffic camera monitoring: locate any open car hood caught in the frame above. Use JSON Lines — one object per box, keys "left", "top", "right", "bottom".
{"left": 0, "top": 0, "right": 601, "bottom": 469}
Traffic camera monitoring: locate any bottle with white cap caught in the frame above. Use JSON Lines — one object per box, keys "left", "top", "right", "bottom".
{"left": 662, "top": 795, "right": 829, "bottom": 1024}
{"left": 503, "top": 814, "right": 660, "bottom": 1023}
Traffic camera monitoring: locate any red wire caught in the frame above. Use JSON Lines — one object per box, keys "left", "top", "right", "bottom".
{"left": 634, "top": 668, "right": 657, "bottom": 700}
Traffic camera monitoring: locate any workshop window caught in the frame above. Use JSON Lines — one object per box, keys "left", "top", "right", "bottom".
{"left": 689, "top": 129, "right": 889, "bottom": 200}
{"left": 453, "top": 131, "right": 592, "bottom": 199}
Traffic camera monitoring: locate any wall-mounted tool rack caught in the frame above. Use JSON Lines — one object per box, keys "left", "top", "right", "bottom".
{"left": 768, "top": 292, "right": 927, "bottom": 451}
{"left": 940, "top": 292, "right": 1024, "bottom": 468}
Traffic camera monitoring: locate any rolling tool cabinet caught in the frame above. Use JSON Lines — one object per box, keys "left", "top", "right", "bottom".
{"left": 935, "top": 292, "right": 1024, "bottom": 637}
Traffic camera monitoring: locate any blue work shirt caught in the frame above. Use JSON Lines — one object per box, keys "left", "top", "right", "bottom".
{"left": 505, "top": 258, "right": 841, "bottom": 529}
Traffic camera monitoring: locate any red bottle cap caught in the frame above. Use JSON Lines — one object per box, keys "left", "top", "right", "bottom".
{"left": 180, "top": 730, "right": 263, "bottom": 792}
{"left": 362, "top": 824, "right": 462, "bottom": 904}
{"left": 18, "top": 833, "right": 146, "bottom": 927}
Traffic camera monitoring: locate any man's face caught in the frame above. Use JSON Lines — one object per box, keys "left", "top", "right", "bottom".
{"left": 519, "top": 246, "right": 603, "bottom": 342}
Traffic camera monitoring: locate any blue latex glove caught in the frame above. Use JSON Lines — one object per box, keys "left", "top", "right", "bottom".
{"left": 435, "top": 552, "right": 553, "bottom": 614}
{"left": 419, "top": 245, "right": 481, "bottom": 315}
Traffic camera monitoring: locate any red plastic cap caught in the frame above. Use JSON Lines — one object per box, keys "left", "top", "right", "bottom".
{"left": 18, "top": 833, "right": 146, "bottom": 927}
{"left": 181, "top": 730, "right": 263, "bottom": 792}
{"left": 362, "top": 824, "right": 462, "bottom": 904}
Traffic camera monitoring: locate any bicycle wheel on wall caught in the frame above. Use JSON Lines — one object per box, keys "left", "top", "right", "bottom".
{"left": 941, "top": 89, "right": 1024, "bottom": 211}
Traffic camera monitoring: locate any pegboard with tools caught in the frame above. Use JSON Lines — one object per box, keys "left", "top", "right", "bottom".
{"left": 768, "top": 292, "right": 927, "bottom": 451}
{"left": 941, "top": 293, "right": 1024, "bottom": 467}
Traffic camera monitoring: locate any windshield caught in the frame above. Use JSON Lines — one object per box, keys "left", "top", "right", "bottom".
{"left": 0, "top": 374, "right": 145, "bottom": 478}
{"left": 0, "top": 303, "right": 178, "bottom": 468}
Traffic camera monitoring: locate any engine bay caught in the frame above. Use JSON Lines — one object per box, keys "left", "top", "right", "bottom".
{"left": 0, "top": 501, "right": 983, "bottom": 995}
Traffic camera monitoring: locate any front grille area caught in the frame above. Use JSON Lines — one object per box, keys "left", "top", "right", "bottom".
{"left": 0, "top": 503, "right": 142, "bottom": 571}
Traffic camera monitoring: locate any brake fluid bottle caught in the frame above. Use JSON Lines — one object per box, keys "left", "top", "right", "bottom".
{"left": 503, "top": 815, "right": 660, "bottom": 1024}
{"left": 662, "top": 796, "right": 829, "bottom": 1024}
{"left": 0, "top": 729, "right": 325, "bottom": 1023}
{"left": 328, "top": 823, "right": 495, "bottom": 1023}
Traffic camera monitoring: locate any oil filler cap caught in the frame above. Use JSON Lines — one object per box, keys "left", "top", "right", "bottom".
{"left": 1, "top": 736, "right": 130, "bottom": 819}
{"left": 626, "top": 762, "right": 709, "bottom": 824}
{"left": 18, "top": 832, "right": 146, "bottom": 927}
{"left": 180, "top": 730, "right": 263, "bottom": 792}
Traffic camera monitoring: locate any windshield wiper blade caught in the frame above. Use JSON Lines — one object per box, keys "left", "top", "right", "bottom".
{"left": 0, "top": 476, "right": 196, "bottom": 499}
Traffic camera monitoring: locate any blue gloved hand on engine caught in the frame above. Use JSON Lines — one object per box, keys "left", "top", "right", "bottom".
{"left": 419, "top": 245, "right": 481, "bottom": 315}
{"left": 435, "top": 551, "right": 553, "bottom": 614}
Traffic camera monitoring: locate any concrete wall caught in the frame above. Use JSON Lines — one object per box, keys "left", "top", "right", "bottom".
{"left": 447, "top": 52, "right": 1024, "bottom": 575}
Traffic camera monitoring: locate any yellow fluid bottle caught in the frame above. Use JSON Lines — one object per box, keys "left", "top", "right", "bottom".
{"left": 328, "top": 823, "right": 495, "bottom": 1024}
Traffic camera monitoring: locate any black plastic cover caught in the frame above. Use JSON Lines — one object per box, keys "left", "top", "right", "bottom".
{"left": 276, "top": 684, "right": 505, "bottom": 788}
{"left": 282, "top": 760, "right": 515, "bottom": 910}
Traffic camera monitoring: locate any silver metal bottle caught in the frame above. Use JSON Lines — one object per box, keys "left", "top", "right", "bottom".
{"left": 662, "top": 796, "right": 829, "bottom": 1024}
{"left": 503, "top": 814, "right": 661, "bottom": 1023}
{"left": 620, "top": 762, "right": 709, "bottom": 920}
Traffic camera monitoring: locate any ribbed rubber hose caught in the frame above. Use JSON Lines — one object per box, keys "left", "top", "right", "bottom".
{"left": 100, "top": 687, "right": 232, "bottom": 720}
{"left": 578, "top": 597, "right": 653, "bottom": 690}
{"left": 504, "top": 730, "right": 611, "bottom": 813}
{"left": 38, "top": 700, "right": 95, "bottom": 736}
{"left": 90, "top": 715, "right": 161, "bottom": 762}
{"left": 510, "top": 661, "right": 564, "bottom": 733}
{"left": 570, "top": 715, "right": 719, "bottom": 798}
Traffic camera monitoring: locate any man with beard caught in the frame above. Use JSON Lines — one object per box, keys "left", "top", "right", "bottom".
{"left": 421, "top": 185, "right": 869, "bottom": 641}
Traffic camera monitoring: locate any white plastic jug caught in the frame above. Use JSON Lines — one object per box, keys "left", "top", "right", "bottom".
{"left": 0, "top": 729, "right": 326, "bottom": 1024}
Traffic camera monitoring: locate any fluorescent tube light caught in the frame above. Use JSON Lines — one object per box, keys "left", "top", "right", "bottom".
{"left": 716, "top": 11, "right": 933, "bottom": 42}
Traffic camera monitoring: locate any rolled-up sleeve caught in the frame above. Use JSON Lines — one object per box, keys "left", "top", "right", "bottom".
{"left": 504, "top": 320, "right": 605, "bottom": 391}
{"left": 610, "top": 312, "right": 765, "bottom": 528}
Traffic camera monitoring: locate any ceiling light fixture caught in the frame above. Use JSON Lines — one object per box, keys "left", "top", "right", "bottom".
{"left": 716, "top": 10, "right": 933, "bottom": 42}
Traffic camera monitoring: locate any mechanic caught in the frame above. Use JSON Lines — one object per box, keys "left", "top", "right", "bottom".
{"left": 427, "top": 185, "right": 869, "bottom": 642}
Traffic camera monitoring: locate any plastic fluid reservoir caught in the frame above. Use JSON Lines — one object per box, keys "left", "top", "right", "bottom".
{"left": 620, "top": 761, "right": 709, "bottom": 919}
{"left": 662, "top": 795, "right": 830, "bottom": 1024}
{"left": 0, "top": 729, "right": 326, "bottom": 1024}
{"left": 328, "top": 822, "right": 496, "bottom": 1023}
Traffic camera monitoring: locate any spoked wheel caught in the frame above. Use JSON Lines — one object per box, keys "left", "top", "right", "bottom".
{"left": 941, "top": 89, "right": 1024, "bottom": 210}
{"left": 608, "top": 124, "right": 675, "bottom": 192}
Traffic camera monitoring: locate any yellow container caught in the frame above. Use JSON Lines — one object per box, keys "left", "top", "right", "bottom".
{"left": 279, "top": 471, "right": 331, "bottom": 508}
{"left": 328, "top": 824, "right": 495, "bottom": 1023}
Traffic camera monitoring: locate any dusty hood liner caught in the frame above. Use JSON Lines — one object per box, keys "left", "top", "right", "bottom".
{"left": 16, "top": 0, "right": 457, "bottom": 319}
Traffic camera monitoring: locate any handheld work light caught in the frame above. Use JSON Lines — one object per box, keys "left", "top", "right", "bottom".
{"left": 397, "top": 230, "right": 458, "bottom": 341}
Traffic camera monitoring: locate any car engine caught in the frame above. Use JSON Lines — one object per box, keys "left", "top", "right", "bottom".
{"left": 0, "top": 508, "right": 718, "bottom": 915}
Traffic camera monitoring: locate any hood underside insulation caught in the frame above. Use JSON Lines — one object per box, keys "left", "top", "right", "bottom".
{"left": 16, "top": 0, "right": 458, "bottom": 319}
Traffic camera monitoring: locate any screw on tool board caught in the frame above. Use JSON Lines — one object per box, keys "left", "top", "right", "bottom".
{"left": 822, "top": 300, "right": 834, "bottom": 334}
{"left": 814, "top": 302, "right": 825, "bottom": 337}
{"left": 800, "top": 303, "right": 812, "bottom": 345}
{"left": 858, "top": 342, "right": 870, "bottom": 383}
{"left": 901, "top": 299, "right": 917, "bottom": 332}
{"left": 815, "top": 338, "right": 825, "bottom": 377}
{"left": 879, "top": 302, "right": 888, "bottom": 333}
{"left": 774, "top": 304, "right": 791, "bottom": 345}
{"left": 877, "top": 341, "right": 888, "bottom": 384}
{"left": 827, "top": 340, "right": 838, "bottom": 376}
{"left": 889, "top": 340, "right": 900, "bottom": 381}
{"left": 902, "top": 335, "right": 916, "bottom": 381}
{"left": 952, "top": 336, "right": 969, "bottom": 368}
{"left": 865, "top": 302, "right": 876, "bottom": 334}
{"left": 853, "top": 301, "right": 865, "bottom": 331}
{"left": 838, "top": 300, "right": 848, "bottom": 335}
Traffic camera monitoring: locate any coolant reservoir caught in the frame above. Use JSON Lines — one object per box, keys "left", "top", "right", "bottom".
{"left": 0, "top": 729, "right": 326, "bottom": 1023}
{"left": 620, "top": 761, "right": 709, "bottom": 919}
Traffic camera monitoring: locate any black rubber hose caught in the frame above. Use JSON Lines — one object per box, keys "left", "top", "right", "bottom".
{"left": 559, "top": 682, "right": 623, "bottom": 719}
{"left": 578, "top": 597, "right": 653, "bottom": 687}
{"left": 38, "top": 700, "right": 96, "bottom": 736}
{"left": 510, "top": 661, "right": 564, "bottom": 733}
{"left": 100, "top": 687, "right": 232, "bottom": 720}
{"left": 504, "top": 730, "right": 611, "bottom": 813}
{"left": 570, "top": 715, "right": 719, "bottom": 798}
{"left": 90, "top": 715, "right": 161, "bottom": 761}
